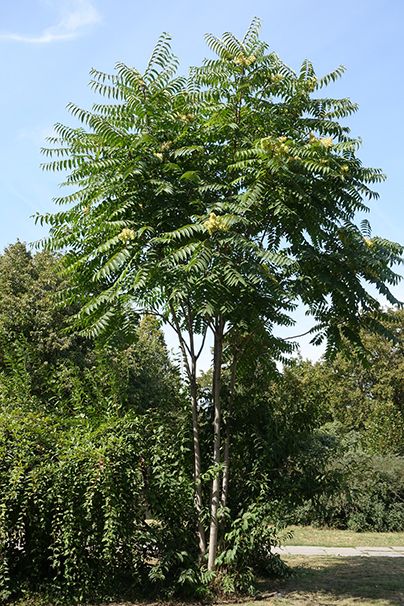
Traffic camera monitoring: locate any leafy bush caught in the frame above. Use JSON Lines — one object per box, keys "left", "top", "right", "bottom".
{"left": 288, "top": 431, "right": 404, "bottom": 532}
{"left": 0, "top": 402, "right": 203, "bottom": 602}
{"left": 214, "top": 502, "right": 289, "bottom": 595}
{"left": 0, "top": 312, "right": 288, "bottom": 601}
{"left": 222, "top": 367, "right": 340, "bottom": 521}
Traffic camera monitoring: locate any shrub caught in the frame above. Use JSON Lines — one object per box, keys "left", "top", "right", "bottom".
{"left": 214, "top": 502, "right": 289, "bottom": 594}
{"left": 0, "top": 405, "right": 198, "bottom": 602}
{"left": 289, "top": 445, "right": 404, "bottom": 531}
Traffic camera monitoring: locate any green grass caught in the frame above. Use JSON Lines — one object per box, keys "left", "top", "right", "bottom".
{"left": 281, "top": 525, "right": 404, "bottom": 547}
{"left": 252, "top": 555, "right": 404, "bottom": 606}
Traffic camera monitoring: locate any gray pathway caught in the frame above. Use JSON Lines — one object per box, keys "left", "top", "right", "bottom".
{"left": 271, "top": 545, "right": 404, "bottom": 557}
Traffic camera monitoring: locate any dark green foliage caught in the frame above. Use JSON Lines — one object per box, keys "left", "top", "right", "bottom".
{"left": 196, "top": 362, "right": 340, "bottom": 573}
{"left": 275, "top": 350, "right": 404, "bottom": 531}
{"left": 36, "top": 20, "right": 403, "bottom": 358}
{"left": 318, "top": 311, "right": 404, "bottom": 456}
{"left": 0, "top": 406, "right": 199, "bottom": 601}
{"left": 291, "top": 446, "right": 404, "bottom": 532}
{"left": 0, "top": 242, "right": 181, "bottom": 418}
{"left": 0, "top": 368, "right": 287, "bottom": 601}
{"left": 0, "top": 242, "right": 66, "bottom": 350}
{"left": 342, "top": 454, "right": 404, "bottom": 532}
{"left": 213, "top": 362, "right": 336, "bottom": 512}
{"left": 0, "top": 240, "right": 289, "bottom": 599}
{"left": 0, "top": 259, "right": 196, "bottom": 600}
{"left": 281, "top": 310, "right": 404, "bottom": 455}
{"left": 0, "top": 241, "right": 94, "bottom": 409}
{"left": 213, "top": 503, "right": 289, "bottom": 595}
{"left": 48, "top": 315, "right": 183, "bottom": 418}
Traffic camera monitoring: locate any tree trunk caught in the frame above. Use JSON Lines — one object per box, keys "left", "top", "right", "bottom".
{"left": 220, "top": 351, "right": 237, "bottom": 510}
{"left": 190, "top": 374, "right": 206, "bottom": 558}
{"left": 207, "top": 322, "right": 223, "bottom": 571}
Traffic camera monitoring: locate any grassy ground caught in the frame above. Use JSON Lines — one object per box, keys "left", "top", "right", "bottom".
{"left": 281, "top": 525, "right": 404, "bottom": 547}
{"left": 252, "top": 555, "right": 404, "bottom": 606}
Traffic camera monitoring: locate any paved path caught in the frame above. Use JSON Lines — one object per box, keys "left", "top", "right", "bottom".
{"left": 271, "top": 545, "right": 404, "bottom": 557}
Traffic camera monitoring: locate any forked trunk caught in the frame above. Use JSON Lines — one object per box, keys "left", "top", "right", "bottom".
{"left": 169, "top": 302, "right": 206, "bottom": 558}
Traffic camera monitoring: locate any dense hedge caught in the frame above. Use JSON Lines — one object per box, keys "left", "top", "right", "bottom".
{"left": 287, "top": 428, "right": 404, "bottom": 531}
{"left": 0, "top": 406, "right": 200, "bottom": 601}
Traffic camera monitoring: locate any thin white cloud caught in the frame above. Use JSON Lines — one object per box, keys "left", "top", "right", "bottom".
{"left": 1, "top": 0, "right": 101, "bottom": 43}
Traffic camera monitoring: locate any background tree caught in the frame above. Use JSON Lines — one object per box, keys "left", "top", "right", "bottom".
{"left": 273, "top": 321, "right": 404, "bottom": 533}
{"left": 0, "top": 241, "right": 87, "bottom": 360}
{"left": 199, "top": 354, "right": 336, "bottom": 518}
{"left": 0, "top": 245, "right": 192, "bottom": 600}
{"left": 0, "top": 241, "right": 180, "bottom": 417}
{"left": 37, "top": 19, "right": 403, "bottom": 571}
{"left": 291, "top": 310, "right": 404, "bottom": 455}
{"left": 0, "top": 241, "right": 93, "bottom": 406}
{"left": 0, "top": 360, "right": 194, "bottom": 601}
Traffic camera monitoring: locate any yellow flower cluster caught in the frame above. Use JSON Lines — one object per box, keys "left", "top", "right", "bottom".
{"left": 153, "top": 152, "right": 163, "bottom": 161}
{"left": 276, "top": 136, "right": 289, "bottom": 154}
{"left": 160, "top": 141, "right": 172, "bottom": 152}
{"left": 234, "top": 54, "right": 256, "bottom": 67}
{"left": 271, "top": 73, "right": 283, "bottom": 84}
{"left": 306, "top": 77, "right": 318, "bottom": 92}
{"left": 309, "top": 132, "right": 318, "bottom": 144}
{"left": 118, "top": 228, "right": 136, "bottom": 243}
{"left": 260, "top": 135, "right": 290, "bottom": 158}
{"left": 340, "top": 164, "right": 349, "bottom": 174}
{"left": 176, "top": 113, "right": 195, "bottom": 123}
{"left": 204, "top": 212, "right": 229, "bottom": 235}
{"left": 321, "top": 137, "right": 334, "bottom": 149}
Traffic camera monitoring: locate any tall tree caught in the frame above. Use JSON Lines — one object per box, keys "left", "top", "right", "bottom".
{"left": 0, "top": 241, "right": 93, "bottom": 401}
{"left": 290, "top": 310, "right": 404, "bottom": 455}
{"left": 37, "top": 19, "right": 402, "bottom": 569}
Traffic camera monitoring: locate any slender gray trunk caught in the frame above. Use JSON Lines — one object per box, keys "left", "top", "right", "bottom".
{"left": 220, "top": 352, "right": 237, "bottom": 510}
{"left": 190, "top": 374, "right": 206, "bottom": 558}
{"left": 207, "top": 323, "right": 223, "bottom": 571}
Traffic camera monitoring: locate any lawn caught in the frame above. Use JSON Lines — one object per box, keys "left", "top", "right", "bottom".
{"left": 281, "top": 525, "right": 404, "bottom": 548}
{"left": 253, "top": 555, "right": 404, "bottom": 606}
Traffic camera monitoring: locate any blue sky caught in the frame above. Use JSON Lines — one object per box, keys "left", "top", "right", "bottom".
{"left": 1, "top": 0, "right": 403, "bottom": 364}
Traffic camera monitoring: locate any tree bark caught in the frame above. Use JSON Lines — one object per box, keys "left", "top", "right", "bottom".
{"left": 207, "top": 320, "right": 224, "bottom": 571}
{"left": 190, "top": 373, "right": 206, "bottom": 558}
{"left": 220, "top": 351, "right": 237, "bottom": 511}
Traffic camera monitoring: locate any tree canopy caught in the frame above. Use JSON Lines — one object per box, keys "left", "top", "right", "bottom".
{"left": 290, "top": 309, "right": 404, "bottom": 456}
{"left": 0, "top": 241, "right": 180, "bottom": 417}
{"left": 37, "top": 18, "right": 403, "bottom": 570}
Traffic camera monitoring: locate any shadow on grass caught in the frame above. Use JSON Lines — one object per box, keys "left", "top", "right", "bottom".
{"left": 257, "top": 556, "right": 404, "bottom": 605}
